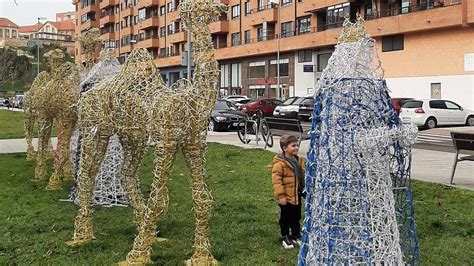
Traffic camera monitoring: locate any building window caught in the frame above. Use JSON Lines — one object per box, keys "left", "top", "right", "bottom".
{"left": 232, "top": 5, "right": 240, "bottom": 19}
{"left": 257, "top": 27, "right": 264, "bottom": 41}
{"left": 298, "top": 50, "right": 312, "bottom": 63}
{"left": 115, "top": 4, "right": 120, "bottom": 14}
{"left": 138, "top": 8, "right": 146, "bottom": 21}
{"left": 169, "top": 72, "right": 180, "bottom": 84}
{"left": 220, "top": 64, "right": 229, "bottom": 87}
{"left": 297, "top": 16, "right": 311, "bottom": 34}
{"left": 81, "top": 0, "right": 95, "bottom": 9}
{"left": 281, "top": 21, "right": 293, "bottom": 38}
{"left": 282, "top": 0, "right": 292, "bottom": 7}
{"left": 160, "top": 27, "right": 166, "bottom": 37}
{"left": 382, "top": 35, "right": 404, "bottom": 52}
{"left": 167, "top": 2, "right": 174, "bottom": 13}
{"left": 231, "top": 32, "right": 241, "bottom": 46}
{"left": 317, "top": 53, "right": 332, "bottom": 72}
{"left": 231, "top": 63, "right": 242, "bottom": 87}
{"left": 327, "top": 3, "right": 350, "bottom": 29}
{"left": 249, "top": 61, "right": 265, "bottom": 78}
{"left": 245, "top": 1, "right": 251, "bottom": 15}
{"left": 244, "top": 30, "right": 250, "bottom": 44}
{"left": 160, "top": 5, "right": 166, "bottom": 15}
{"left": 270, "top": 59, "right": 289, "bottom": 77}
{"left": 430, "top": 83, "right": 441, "bottom": 99}
{"left": 257, "top": 0, "right": 264, "bottom": 11}
{"left": 249, "top": 85, "right": 265, "bottom": 99}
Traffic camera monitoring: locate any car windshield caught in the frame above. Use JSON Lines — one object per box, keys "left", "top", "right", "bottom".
{"left": 301, "top": 98, "right": 314, "bottom": 105}
{"left": 292, "top": 97, "right": 306, "bottom": 105}
{"left": 282, "top": 98, "right": 296, "bottom": 105}
{"left": 214, "top": 101, "right": 237, "bottom": 110}
{"left": 402, "top": 101, "right": 423, "bottom": 108}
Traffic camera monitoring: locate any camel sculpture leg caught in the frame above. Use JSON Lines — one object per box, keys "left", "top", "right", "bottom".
{"left": 125, "top": 141, "right": 177, "bottom": 264}
{"left": 47, "top": 117, "right": 77, "bottom": 189}
{"left": 34, "top": 118, "right": 53, "bottom": 181}
{"left": 66, "top": 132, "right": 110, "bottom": 245}
{"left": 24, "top": 103, "right": 36, "bottom": 161}
{"left": 118, "top": 137, "right": 147, "bottom": 226}
{"left": 183, "top": 137, "right": 215, "bottom": 264}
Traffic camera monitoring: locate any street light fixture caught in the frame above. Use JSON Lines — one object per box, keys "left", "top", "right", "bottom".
{"left": 37, "top": 17, "right": 47, "bottom": 74}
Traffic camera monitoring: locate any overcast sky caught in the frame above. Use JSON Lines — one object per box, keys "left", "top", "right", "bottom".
{"left": 0, "top": 0, "right": 74, "bottom": 26}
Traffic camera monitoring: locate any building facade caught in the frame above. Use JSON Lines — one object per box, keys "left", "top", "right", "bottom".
{"left": 57, "top": 11, "right": 76, "bottom": 22}
{"left": 0, "top": 18, "right": 19, "bottom": 39}
{"left": 74, "top": 0, "right": 474, "bottom": 108}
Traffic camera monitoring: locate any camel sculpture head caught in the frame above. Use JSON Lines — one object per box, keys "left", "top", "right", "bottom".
{"left": 179, "top": 0, "right": 228, "bottom": 29}
{"left": 44, "top": 49, "right": 65, "bottom": 70}
{"left": 78, "top": 28, "right": 101, "bottom": 70}
{"left": 120, "top": 48, "right": 156, "bottom": 77}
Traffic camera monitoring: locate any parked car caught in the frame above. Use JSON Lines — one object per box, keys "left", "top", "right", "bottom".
{"left": 224, "top": 95, "right": 248, "bottom": 103}
{"left": 297, "top": 97, "right": 315, "bottom": 121}
{"left": 399, "top": 99, "right": 474, "bottom": 129}
{"left": 0, "top": 98, "right": 5, "bottom": 107}
{"left": 239, "top": 98, "right": 283, "bottom": 117}
{"left": 273, "top": 97, "right": 300, "bottom": 118}
{"left": 392, "top": 97, "right": 413, "bottom": 114}
{"left": 208, "top": 100, "right": 240, "bottom": 131}
{"left": 273, "top": 97, "right": 308, "bottom": 119}
{"left": 234, "top": 98, "right": 253, "bottom": 109}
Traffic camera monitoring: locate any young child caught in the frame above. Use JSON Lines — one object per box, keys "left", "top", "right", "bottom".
{"left": 272, "top": 135, "right": 306, "bottom": 249}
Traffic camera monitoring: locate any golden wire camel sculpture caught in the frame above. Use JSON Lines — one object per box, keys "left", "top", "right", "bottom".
{"left": 66, "top": 0, "right": 226, "bottom": 264}
{"left": 23, "top": 49, "right": 80, "bottom": 190}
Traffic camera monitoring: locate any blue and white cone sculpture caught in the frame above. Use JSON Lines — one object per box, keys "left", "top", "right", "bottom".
{"left": 68, "top": 51, "right": 129, "bottom": 206}
{"left": 298, "top": 17, "right": 419, "bottom": 265}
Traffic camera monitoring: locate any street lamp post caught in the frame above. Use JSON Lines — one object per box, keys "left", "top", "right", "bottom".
{"left": 276, "top": 0, "right": 281, "bottom": 100}
{"left": 37, "top": 17, "right": 46, "bottom": 74}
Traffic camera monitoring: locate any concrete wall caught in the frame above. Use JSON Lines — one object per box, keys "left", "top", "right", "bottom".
{"left": 387, "top": 74, "right": 474, "bottom": 110}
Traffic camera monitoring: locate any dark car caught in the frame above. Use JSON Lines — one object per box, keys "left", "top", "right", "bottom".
{"left": 392, "top": 97, "right": 413, "bottom": 114}
{"left": 239, "top": 98, "right": 283, "bottom": 117}
{"left": 297, "top": 97, "right": 315, "bottom": 121}
{"left": 208, "top": 100, "right": 240, "bottom": 131}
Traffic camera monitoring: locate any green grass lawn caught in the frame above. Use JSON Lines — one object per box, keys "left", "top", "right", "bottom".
{"left": 0, "top": 110, "right": 57, "bottom": 139}
{"left": 0, "top": 143, "right": 473, "bottom": 265}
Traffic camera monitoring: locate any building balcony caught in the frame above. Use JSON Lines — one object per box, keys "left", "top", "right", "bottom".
{"left": 302, "top": 0, "right": 350, "bottom": 14}
{"left": 364, "top": 2, "right": 464, "bottom": 35}
{"left": 100, "top": 0, "right": 117, "bottom": 9}
{"left": 120, "top": 44, "right": 132, "bottom": 53}
{"left": 138, "top": 16, "right": 159, "bottom": 30}
{"left": 82, "top": 4, "right": 98, "bottom": 14}
{"left": 121, "top": 26, "right": 133, "bottom": 35}
{"left": 121, "top": 6, "right": 134, "bottom": 17}
{"left": 100, "top": 31, "right": 115, "bottom": 40}
{"left": 100, "top": 13, "right": 115, "bottom": 25}
{"left": 155, "top": 54, "right": 181, "bottom": 68}
{"left": 137, "top": 37, "right": 159, "bottom": 48}
{"left": 138, "top": 0, "right": 159, "bottom": 9}
{"left": 168, "top": 31, "right": 187, "bottom": 43}
{"left": 248, "top": 4, "right": 278, "bottom": 26}
{"left": 210, "top": 20, "right": 229, "bottom": 34}
{"left": 80, "top": 19, "right": 98, "bottom": 31}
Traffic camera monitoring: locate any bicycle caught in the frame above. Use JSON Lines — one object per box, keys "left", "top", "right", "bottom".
{"left": 236, "top": 111, "right": 273, "bottom": 147}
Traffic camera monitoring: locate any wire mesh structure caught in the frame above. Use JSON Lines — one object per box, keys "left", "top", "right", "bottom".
{"left": 298, "top": 16, "right": 419, "bottom": 265}
{"left": 67, "top": 49, "right": 127, "bottom": 206}
{"left": 66, "top": 1, "right": 226, "bottom": 264}
{"left": 23, "top": 49, "right": 80, "bottom": 190}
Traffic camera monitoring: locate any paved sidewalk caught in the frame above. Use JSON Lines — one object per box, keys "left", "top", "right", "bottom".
{"left": 1, "top": 132, "right": 472, "bottom": 190}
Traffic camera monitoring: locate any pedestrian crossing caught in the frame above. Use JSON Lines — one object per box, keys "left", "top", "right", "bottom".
{"left": 416, "top": 131, "right": 453, "bottom": 147}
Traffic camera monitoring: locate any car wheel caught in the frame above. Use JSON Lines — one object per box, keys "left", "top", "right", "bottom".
{"left": 467, "top": 116, "right": 474, "bottom": 126}
{"left": 208, "top": 119, "right": 216, "bottom": 132}
{"left": 425, "top": 117, "right": 437, "bottom": 129}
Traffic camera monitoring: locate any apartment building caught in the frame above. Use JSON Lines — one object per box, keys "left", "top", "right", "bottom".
{"left": 74, "top": 0, "right": 474, "bottom": 108}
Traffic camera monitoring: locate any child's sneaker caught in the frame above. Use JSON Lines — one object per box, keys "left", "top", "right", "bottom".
{"left": 282, "top": 236, "right": 294, "bottom": 249}
{"left": 292, "top": 236, "right": 302, "bottom": 246}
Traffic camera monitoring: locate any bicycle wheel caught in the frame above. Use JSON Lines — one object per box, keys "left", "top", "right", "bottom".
{"left": 261, "top": 119, "right": 273, "bottom": 147}
{"left": 237, "top": 118, "right": 251, "bottom": 144}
